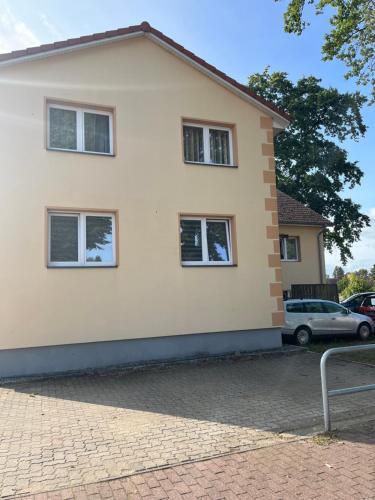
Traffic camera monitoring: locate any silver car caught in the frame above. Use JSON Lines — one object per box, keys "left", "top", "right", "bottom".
{"left": 282, "top": 299, "right": 374, "bottom": 346}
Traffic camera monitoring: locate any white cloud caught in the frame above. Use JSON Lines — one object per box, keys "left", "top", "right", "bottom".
{"left": 325, "top": 208, "right": 375, "bottom": 275}
{"left": 38, "top": 13, "right": 62, "bottom": 40}
{"left": 0, "top": 1, "right": 40, "bottom": 53}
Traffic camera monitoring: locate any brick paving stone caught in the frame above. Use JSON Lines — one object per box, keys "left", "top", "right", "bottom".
{"left": 12, "top": 420, "right": 375, "bottom": 499}
{"left": 2, "top": 352, "right": 375, "bottom": 498}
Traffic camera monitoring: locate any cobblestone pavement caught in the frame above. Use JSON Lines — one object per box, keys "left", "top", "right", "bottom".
{"left": 1, "top": 351, "right": 375, "bottom": 497}
{"left": 20, "top": 418, "right": 375, "bottom": 499}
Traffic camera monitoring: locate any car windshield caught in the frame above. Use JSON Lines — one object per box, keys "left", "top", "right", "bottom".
{"left": 343, "top": 293, "right": 373, "bottom": 304}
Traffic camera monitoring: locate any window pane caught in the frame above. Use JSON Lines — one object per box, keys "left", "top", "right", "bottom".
{"left": 286, "top": 238, "right": 298, "bottom": 260}
{"left": 304, "top": 302, "right": 324, "bottom": 313}
{"left": 286, "top": 303, "right": 304, "bottom": 313}
{"left": 84, "top": 113, "right": 110, "bottom": 153}
{"left": 183, "top": 126, "right": 204, "bottom": 162}
{"left": 207, "top": 221, "right": 230, "bottom": 261}
{"left": 180, "top": 220, "right": 202, "bottom": 261}
{"left": 49, "top": 108, "right": 77, "bottom": 150}
{"left": 362, "top": 297, "right": 375, "bottom": 307}
{"left": 86, "top": 216, "right": 114, "bottom": 263}
{"left": 209, "top": 129, "right": 230, "bottom": 164}
{"left": 279, "top": 238, "right": 285, "bottom": 260}
{"left": 353, "top": 297, "right": 366, "bottom": 306}
{"left": 50, "top": 215, "right": 79, "bottom": 262}
{"left": 323, "top": 302, "right": 345, "bottom": 313}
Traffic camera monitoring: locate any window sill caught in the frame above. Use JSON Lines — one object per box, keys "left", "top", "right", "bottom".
{"left": 47, "top": 147, "right": 115, "bottom": 157}
{"left": 47, "top": 265, "right": 118, "bottom": 269}
{"left": 181, "top": 263, "right": 237, "bottom": 267}
{"left": 184, "top": 161, "right": 238, "bottom": 169}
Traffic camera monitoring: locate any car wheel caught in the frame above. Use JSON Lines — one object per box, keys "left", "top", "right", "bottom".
{"left": 358, "top": 323, "right": 371, "bottom": 341}
{"left": 294, "top": 327, "right": 312, "bottom": 346}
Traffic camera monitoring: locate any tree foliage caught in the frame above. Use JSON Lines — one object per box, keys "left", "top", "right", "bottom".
{"left": 338, "top": 270, "right": 373, "bottom": 298}
{"left": 333, "top": 265, "right": 345, "bottom": 279}
{"left": 248, "top": 68, "right": 369, "bottom": 263}
{"left": 278, "top": 0, "right": 375, "bottom": 100}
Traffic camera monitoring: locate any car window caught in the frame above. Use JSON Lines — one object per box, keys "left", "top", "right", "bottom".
{"left": 286, "top": 302, "right": 305, "bottom": 313}
{"left": 362, "top": 297, "right": 375, "bottom": 307}
{"left": 353, "top": 296, "right": 367, "bottom": 307}
{"left": 303, "top": 302, "right": 325, "bottom": 313}
{"left": 343, "top": 296, "right": 365, "bottom": 308}
{"left": 323, "top": 302, "right": 345, "bottom": 314}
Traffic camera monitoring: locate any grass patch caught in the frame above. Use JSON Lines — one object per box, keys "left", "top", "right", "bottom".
{"left": 312, "top": 432, "right": 339, "bottom": 446}
{"left": 308, "top": 336, "right": 375, "bottom": 365}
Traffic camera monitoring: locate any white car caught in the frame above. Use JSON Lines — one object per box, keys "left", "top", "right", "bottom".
{"left": 282, "top": 299, "right": 374, "bottom": 346}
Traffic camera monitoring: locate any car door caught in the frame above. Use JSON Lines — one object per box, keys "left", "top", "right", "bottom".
{"left": 322, "top": 301, "right": 357, "bottom": 333}
{"left": 303, "top": 301, "right": 327, "bottom": 335}
{"left": 359, "top": 297, "right": 375, "bottom": 321}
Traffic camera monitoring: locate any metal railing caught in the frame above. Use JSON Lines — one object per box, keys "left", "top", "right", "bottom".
{"left": 320, "top": 344, "right": 375, "bottom": 432}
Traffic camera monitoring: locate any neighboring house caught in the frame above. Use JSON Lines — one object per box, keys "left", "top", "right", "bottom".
{"left": 0, "top": 22, "right": 290, "bottom": 377}
{"left": 277, "top": 190, "right": 330, "bottom": 297}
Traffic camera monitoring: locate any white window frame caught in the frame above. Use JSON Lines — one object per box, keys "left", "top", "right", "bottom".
{"left": 280, "top": 236, "right": 299, "bottom": 262}
{"left": 47, "top": 102, "right": 114, "bottom": 155}
{"left": 180, "top": 216, "right": 233, "bottom": 266}
{"left": 183, "top": 122, "right": 234, "bottom": 166}
{"left": 48, "top": 211, "right": 116, "bottom": 267}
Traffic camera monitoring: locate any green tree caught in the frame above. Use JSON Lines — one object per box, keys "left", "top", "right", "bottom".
{"left": 333, "top": 265, "right": 345, "bottom": 279}
{"left": 369, "top": 264, "right": 375, "bottom": 284}
{"left": 340, "top": 271, "right": 373, "bottom": 298}
{"left": 337, "top": 273, "right": 349, "bottom": 294}
{"left": 355, "top": 268, "right": 370, "bottom": 280}
{"left": 248, "top": 68, "right": 369, "bottom": 263}
{"left": 277, "top": 0, "right": 375, "bottom": 100}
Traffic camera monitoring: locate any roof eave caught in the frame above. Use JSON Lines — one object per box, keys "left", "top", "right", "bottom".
{"left": 0, "top": 24, "right": 290, "bottom": 128}
{"left": 279, "top": 221, "right": 332, "bottom": 228}
{"left": 0, "top": 31, "right": 145, "bottom": 68}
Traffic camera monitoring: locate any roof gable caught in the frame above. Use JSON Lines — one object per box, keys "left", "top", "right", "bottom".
{"left": 277, "top": 190, "right": 331, "bottom": 227}
{"left": 0, "top": 22, "right": 290, "bottom": 128}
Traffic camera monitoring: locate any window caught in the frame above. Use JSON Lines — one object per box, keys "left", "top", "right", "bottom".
{"left": 344, "top": 296, "right": 364, "bottom": 309}
{"left": 280, "top": 236, "right": 299, "bottom": 261}
{"left": 48, "top": 211, "right": 116, "bottom": 267}
{"left": 303, "top": 301, "right": 325, "bottom": 313}
{"left": 47, "top": 102, "right": 113, "bottom": 155}
{"left": 362, "top": 297, "right": 375, "bottom": 307}
{"left": 286, "top": 302, "right": 305, "bottom": 313}
{"left": 180, "top": 216, "right": 233, "bottom": 265}
{"left": 183, "top": 122, "right": 234, "bottom": 166}
{"left": 323, "top": 302, "right": 346, "bottom": 313}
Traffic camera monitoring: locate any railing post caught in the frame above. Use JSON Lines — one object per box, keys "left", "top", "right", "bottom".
{"left": 320, "top": 350, "right": 331, "bottom": 432}
{"left": 319, "top": 344, "right": 375, "bottom": 432}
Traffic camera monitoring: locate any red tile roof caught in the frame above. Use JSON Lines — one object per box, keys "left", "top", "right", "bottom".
{"left": 0, "top": 21, "right": 290, "bottom": 123}
{"left": 277, "top": 190, "right": 331, "bottom": 227}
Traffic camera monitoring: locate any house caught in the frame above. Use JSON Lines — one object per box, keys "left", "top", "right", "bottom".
{"left": 0, "top": 22, "right": 291, "bottom": 377}
{"left": 277, "top": 190, "right": 330, "bottom": 297}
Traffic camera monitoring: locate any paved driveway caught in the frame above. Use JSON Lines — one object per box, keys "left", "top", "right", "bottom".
{"left": 24, "top": 418, "right": 375, "bottom": 499}
{"left": 1, "top": 351, "right": 375, "bottom": 497}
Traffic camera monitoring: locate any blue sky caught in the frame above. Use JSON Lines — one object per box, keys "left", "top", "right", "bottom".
{"left": 1, "top": 0, "right": 373, "bottom": 274}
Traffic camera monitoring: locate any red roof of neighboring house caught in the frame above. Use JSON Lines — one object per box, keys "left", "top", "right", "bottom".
{"left": 277, "top": 190, "right": 331, "bottom": 227}
{"left": 0, "top": 21, "right": 290, "bottom": 123}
